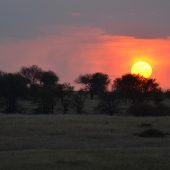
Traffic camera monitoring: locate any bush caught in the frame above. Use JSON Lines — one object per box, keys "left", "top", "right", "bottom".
{"left": 72, "top": 91, "right": 86, "bottom": 114}
{"left": 135, "top": 129, "right": 167, "bottom": 138}
{"left": 128, "top": 103, "right": 169, "bottom": 117}
{"left": 139, "top": 123, "right": 152, "bottom": 128}
{"left": 95, "top": 93, "right": 118, "bottom": 116}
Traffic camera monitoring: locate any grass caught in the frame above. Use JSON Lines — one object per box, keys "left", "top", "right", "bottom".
{"left": 1, "top": 114, "right": 170, "bottom": 169}
{"left": 135, "top": 129, "right": 168, "bottom": 138}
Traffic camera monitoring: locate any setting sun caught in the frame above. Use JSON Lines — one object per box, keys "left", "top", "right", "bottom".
{"left": 131, "top": 61, "right": 153, "bottom": 78}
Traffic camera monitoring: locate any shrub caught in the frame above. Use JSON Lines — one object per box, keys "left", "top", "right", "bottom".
{"left": 95, "top": 92, "right": 118, "bottom": 116}
{"left": 135, "top": 129, "right": 167, "bottom": 138}
{"left": 139, "top": 123, "right": 152, "bottom": 128}
{"left": 128, "top": 103, "right": 169, "bottom": 117}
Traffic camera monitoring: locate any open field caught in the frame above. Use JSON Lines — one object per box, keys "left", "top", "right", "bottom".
{"left": 1, "top": 114, "right": 170, "bottom": 170}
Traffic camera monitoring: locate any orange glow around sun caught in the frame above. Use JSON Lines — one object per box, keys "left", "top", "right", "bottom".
{"left": 131, "top": 61, "right": 153, "bottom": 78}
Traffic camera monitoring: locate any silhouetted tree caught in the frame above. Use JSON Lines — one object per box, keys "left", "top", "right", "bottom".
{"left": 76, "top": 73, "right": 110, "bottom": 99}
{"left": 113, "top": 74, "right": 160, "bottom": 102}
{"left": 149, "top": 89, "right": 163, "bottom": 104}
{"left": 91, "top": 73, "right": 110, "bottom": 97}
{"left": 40, "top": 71, "right": 59, "bottom": 87}
{"left": 57, "top": 83, "right": 74, "bottom": 114}
{"left": 73, "top": 90, "right": 86, "bottom": 114}
{"left": 143, "top": 79, "right": 159, "bottom": 92}
{"left": 113, "top": 74, "right": 142, "bottom": 102}
{"left": 36, "top": 71, "right": 59, "bottom": 114}
{"left": 0, "top": 71, "right": 5, "bottom": 77}
{"left": 36, "top": 86, "right": 57, "bottom": 114}
{"left": 0, "top": 73, "right": 28, "bottom": 113}
{"left": 19, "top": 65, "right": 43, "bottom": 100}
{"left": 76, "top": 74, "right": 91, "bottom": 89}
{"left": 165, "top": 90, "right": 170, "bottom": 98}
{"left": 0, "top": 71, "right": 6, "bottom": 110}
{"left": 20, "top": 65, "right": 42, "bottom": 86}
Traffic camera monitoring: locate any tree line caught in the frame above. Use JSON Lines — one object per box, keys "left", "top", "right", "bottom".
{"left": 0, "top": 65, "right": 169, "bottom": 115}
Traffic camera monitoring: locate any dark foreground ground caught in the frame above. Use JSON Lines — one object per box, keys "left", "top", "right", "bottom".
{"left": 1, "top": 114, "right": 170, "bottom": 170}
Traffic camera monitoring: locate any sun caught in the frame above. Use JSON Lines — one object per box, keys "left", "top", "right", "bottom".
{"left": 131, "top": 61, "right": 153, "bottom": 78}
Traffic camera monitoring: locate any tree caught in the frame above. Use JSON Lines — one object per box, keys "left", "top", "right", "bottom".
{"left": 35, "top": 71, "right": 59, "bottom": 114}
{"left": 142, "top": 78, "right": 159, "bottom": 93}
{"left": 91, "top": 73, "right": 110, "bottom": 97}
{"left": 40, "top": 71, "right": 59, "bottom": 87}
{"left": 20, "top": 65, "right": 42, "bottom": 86}
{"left": 165, "top": 90, "right": 170, "bottom": 98}
{"left": 35, "top": 86, "right": 57, "bottom": 114}
{"left": 0, "top": 73, "right": 28, "bottom": 113}
{"left": 73, "top": 90, "right": 86, "bottom": 114}
{"left": 0, "top": 71, "right": 6, "bottom": 110}
{"left": 56, "top": 83, "right": 74, "bottom": 114}
{"left": 113, "top": 74, "right": 160, "bottom": 102}
{"left": 76, "top": 74, "right": 91, "bottom": 89}
{"left": 113, "top": 74, "right": 142, "bottom": 102}
{"left": 76, "top": 73, "right": 110, "bottom": 99}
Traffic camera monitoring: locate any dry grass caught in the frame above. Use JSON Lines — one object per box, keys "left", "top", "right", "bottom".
{"left": 1, "top": 114, "right": 170, "bottom": 170}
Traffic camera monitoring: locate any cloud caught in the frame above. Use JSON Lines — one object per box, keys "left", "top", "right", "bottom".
{"left": 0, "top": 26, "right": 170, "bottom": 89}
{"left": 0, "top": 0, "right": 170, "bottom": 39}
{"left": 71, "top": 12, "right": 81, "bottom": 17}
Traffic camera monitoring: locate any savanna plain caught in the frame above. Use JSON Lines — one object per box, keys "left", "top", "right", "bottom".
{"left": 1, "top": 112, "right": 170, "bottom": 170}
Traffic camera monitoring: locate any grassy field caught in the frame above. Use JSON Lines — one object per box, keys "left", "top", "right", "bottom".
{"left": 1, "top": 114, "right": 170, "bottom": 170}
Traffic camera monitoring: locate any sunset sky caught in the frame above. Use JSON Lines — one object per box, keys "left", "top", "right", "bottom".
{"left": 0, "top": 0, "right": 170, "bottom": 88}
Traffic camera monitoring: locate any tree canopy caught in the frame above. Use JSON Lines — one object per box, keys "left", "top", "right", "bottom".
{"left": 20, "top": 65, "right": 42, "bottom": 86}
{"left": 76, "top": 72, "right": 110, "bottom": 99}
{"left": 113, "top": 74, "right": 161, "bottom": 102}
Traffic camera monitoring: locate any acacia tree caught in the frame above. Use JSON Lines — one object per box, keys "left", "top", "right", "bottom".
{"left": 40, "top": 71, "right": 59, "bottom": 87}
{"left": 20, "top": 65, "right": 42, "bottom": 86}
{"left": 76, "top": 73, "right": 110, "bottom": 99}
{"left": 113, "top": 74, "right": 161, "bottom": 102}
{"left": 19, "top": 65, "right": 43, "bottom": 100}
{"left": 36, "top": 71, "right": 59, "bottom": 114}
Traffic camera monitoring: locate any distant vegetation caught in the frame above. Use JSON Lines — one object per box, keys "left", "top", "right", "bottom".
{"left": 135, "top": 129, "right": 168, "bottom": 138}
{"left": 0, "top": 65, "right": 170, "bottom": 116}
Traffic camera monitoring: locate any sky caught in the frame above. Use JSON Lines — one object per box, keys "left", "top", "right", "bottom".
{"left": 0, "top": 0, "right": 170, "bottom": 88}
